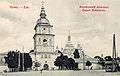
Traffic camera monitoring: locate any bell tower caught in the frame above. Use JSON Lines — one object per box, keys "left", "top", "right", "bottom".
{"left": 33, "top": 2, "right": 55, "bottom": 53}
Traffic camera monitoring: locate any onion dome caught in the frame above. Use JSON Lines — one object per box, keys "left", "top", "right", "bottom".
{"left": 37, "top": 6, "right": 50, "bottom": 24}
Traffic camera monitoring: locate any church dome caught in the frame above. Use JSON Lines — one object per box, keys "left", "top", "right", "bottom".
{"left": 37, "top": 18, "right": 50, "bottom": 24}
{"left": 36, "top": 6, "right": 50, "bottom": 25}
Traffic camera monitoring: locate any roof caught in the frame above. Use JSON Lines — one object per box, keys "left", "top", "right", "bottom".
{"left": 30, "top": 51, "right": 59, "bottom": 55}
{"left": 37, "top": 17, "right": 50, "bottom": 24}
{"left": 33, "top": 33, "right": 55, "bottom": 38}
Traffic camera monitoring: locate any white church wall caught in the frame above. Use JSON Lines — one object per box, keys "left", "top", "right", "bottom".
{"left": 31, "top": 53, "right": 58, "bottom": 70}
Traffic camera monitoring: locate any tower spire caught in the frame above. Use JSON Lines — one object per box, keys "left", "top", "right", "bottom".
{"left": 40, "top": 0, "right": 46, "bottom": 18}
{"left": 68, "top": 30, "right": 71, "bottom": 42}
{"left": 36, "top": 0, "right": 50, "bottom": 24}
{"left": 41, "top": 0, "right": 44, "bottom": 8}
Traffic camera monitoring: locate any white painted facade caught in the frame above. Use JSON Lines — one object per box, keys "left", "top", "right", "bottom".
{"left": 32, "top": 5, "right": 57, "bottom": 70}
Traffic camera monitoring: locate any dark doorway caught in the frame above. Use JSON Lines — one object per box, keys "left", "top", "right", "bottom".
{"left": 43, "top": 64, "right": 49, "bottom": 70}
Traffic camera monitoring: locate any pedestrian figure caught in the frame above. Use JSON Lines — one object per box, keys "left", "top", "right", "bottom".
{"left": 40, "top": 69, "right": 43, "bottom": 73}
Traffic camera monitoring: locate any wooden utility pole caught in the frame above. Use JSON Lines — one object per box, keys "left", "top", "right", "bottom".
{"left": 112, "top": 34, "right": 117, "bottom": 59}
{"left": 105, "top": 34, "right": 119, "bottom": 72}
{"left": 22, "top": 46, "right": 24, "bottom": 71}
{"left": 112, "top": 34, "right": 118, "bottom": 72}
{"left": 18, "top": 51, "right": 20, "bottom": 72}
{"left": 82, "top": 50, "right": 85, "bottom": 70}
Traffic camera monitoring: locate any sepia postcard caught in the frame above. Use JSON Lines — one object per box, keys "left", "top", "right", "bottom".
{"left": 0, "top": 0, "right": 120, "bottom": 76}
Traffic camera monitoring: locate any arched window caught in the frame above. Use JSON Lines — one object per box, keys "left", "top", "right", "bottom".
{"left": 41, "top": 55, "right": 43, "bottom": 58}
{"left": 38, "top": 38, "right": 41, "bottom": 45}
{"left": 43, "top": 39, "right": 47, "bottom": 42}
{"left": 49, "top": 55, "right": 51, "bottom": 58}
{"left": 44, "top": 54, "right": 47, "bottom": 58}
{"left": 43, "top": 28, "right": 46, "bottom": 34}
{"left": 39, "top": 38, "right": 41, "bottom": 41}
{"left": 50, "top": 39, "right": 51, "bottom": 42}
{"left": 43, "top": 39, "right": 47, "bottom": 46}
{"left": 49, "top": 38, "right": 52, "bottom": 46}
{"left": 43, "top": 28, "right": 45, "bottom": 30}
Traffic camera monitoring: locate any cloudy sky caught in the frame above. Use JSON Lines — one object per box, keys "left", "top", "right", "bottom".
{"left": 0, "top": 0, "right": 120, "bottom": 57}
